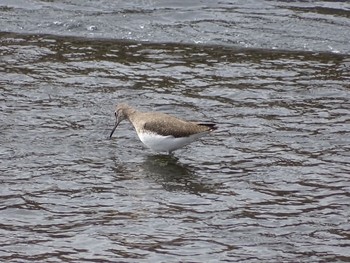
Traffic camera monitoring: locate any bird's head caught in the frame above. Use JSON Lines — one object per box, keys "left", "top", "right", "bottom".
{"left": 109, "top": 103, "right": 134, "bottom": 138}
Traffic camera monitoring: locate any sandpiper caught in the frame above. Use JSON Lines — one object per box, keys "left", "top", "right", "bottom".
{"left": 109, "top": 103, "right": 217, "bottom": 154}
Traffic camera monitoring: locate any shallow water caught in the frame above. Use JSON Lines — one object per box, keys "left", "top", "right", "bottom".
{"left": 1, "top": 32, "right": 349, "bottom": 262}
{"left": 1, "top": 0, "right": 350, "bottom": 262}
{"left": 1, "top": 0, "right": 350, "bottom": 53}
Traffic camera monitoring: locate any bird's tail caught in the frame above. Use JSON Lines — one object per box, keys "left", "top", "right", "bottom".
{"left": 197, "top": 123, "right": 217, "bottom": 131}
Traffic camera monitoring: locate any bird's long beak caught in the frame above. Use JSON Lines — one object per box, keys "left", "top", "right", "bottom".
{"left": 109, "top": 114, "right": 121, "bottom": 138}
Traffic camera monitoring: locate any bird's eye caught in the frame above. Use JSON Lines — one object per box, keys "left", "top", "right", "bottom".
{"left": 114, "top": 112, "right": 117, "bottom": 116}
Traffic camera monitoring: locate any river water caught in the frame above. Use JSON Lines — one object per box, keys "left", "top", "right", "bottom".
{"left": 1, "top": 1, "right": 350, "bottom": 262}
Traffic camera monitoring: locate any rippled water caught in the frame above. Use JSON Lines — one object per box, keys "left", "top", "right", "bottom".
{"left": 1, "top": 1, "right": 350, "bottom": 262}
{"left": 1, "top": 0, "right": 350, "bottom": 53}
{"left": 1, "top": 32, "right": 349, "bottom": 262}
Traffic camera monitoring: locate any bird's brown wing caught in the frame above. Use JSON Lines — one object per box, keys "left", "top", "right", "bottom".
{"left": 143, "top": 115, "right": 216, "bottom": 138}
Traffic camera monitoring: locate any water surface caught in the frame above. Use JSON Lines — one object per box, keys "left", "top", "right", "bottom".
{"left": 1, "top": 0, "right": 350, "bottom": 53}
{"left": 1, "top": 0, "right": 350, "bottom": 262}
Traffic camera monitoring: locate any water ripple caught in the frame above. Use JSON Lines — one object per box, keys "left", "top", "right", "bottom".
{"left": 0, "top": 33, "right": 349, "bottom": 262}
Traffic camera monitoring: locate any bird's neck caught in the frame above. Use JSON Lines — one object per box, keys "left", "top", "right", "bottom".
{"left": 125, "top": 108, "right": 139, "bottom": 122}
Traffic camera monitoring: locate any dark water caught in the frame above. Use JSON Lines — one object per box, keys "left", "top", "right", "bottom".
{"left": 1, "top": 1, "right": 350, "bottom": 262}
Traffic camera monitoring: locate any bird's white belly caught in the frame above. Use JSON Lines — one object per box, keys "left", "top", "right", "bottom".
{"left": 138, "top": 131, "right": 205, "bottom": 153}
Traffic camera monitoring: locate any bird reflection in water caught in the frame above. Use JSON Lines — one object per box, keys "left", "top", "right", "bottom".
{"left": 141, "top": 154, "right": 215, "bottom": 195}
